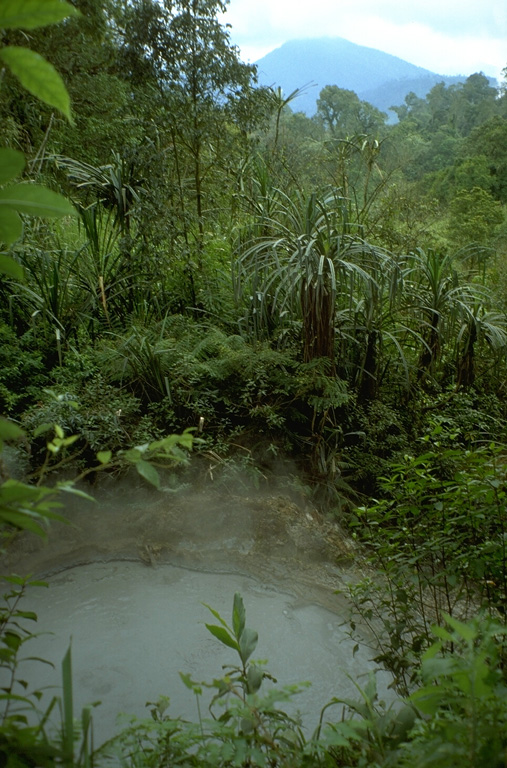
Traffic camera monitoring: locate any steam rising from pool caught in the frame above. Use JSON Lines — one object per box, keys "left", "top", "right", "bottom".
{"left": 2, "top": 463, "right": 393, "bottom": 743}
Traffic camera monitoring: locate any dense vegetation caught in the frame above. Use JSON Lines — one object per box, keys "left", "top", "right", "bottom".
{"left": 1, "top": 0, "right": 507, "bottom": 765}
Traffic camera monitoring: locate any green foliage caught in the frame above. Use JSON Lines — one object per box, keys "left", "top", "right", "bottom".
{"left": 0, "top": 576, "right": 102, "bottom": 766}
{"left": 403, "top": 615, "right": 507, "bottom": 767}
{"left": 204, "top": 593, "right": 260, "bottom": 685}
{"left": 0, "top": 574, "right": 58, "bottom": 766}
{"left": 235, "top": 182, "right": 388, "bottom": 370}
{"left": 0, "top": 472, "right": 68, "bottom": 540}
{"left": 1, "top": 585, "right": 507, "bottom": 767}
{"left": 0, "top": 10, "right": 507, "bottom": 764}
{"left": 0, "top": 416, "right": 77, "bottom": 542}
{"left": 0, "top": 147, "right": 75, "bottom": 248}
{"left": 316, "top": 85, "right": 387, "bottom": 138}
{"left": 345, "top": 419, "right": 507, "bottom": 694}
{"left": 18, "top": 381, "right": 195, "bottom": 486}
{"left": 447, "top": 186, "right": 504, "bottom": 249}
{"left": 0, "top": 0, "right": 77, "bottom": 250}
{"left": 0, "top": 47, "right": 71, "bottom": 119}
{"left": 0, "top": 0, "right": 80, "bottom": 30}
{"left": 0, "top": 322, "right": 45, "bottom": 413}
{"left": 343, "top": 400, "right": 411, "bottom": 494}
{"left": 110, "top": 592, "right": 310, "bottom": 767}
{"left": 100, "top": 319, "right": 299, "bottom": 433}
{"left": 0, "top": 0, "right": 79, "bottom": 119}
{"left": 313, "top": 672, "right": 416, "bottom": 767}
{"left": 462, "top": 116, "right": 507, "bottom": 203}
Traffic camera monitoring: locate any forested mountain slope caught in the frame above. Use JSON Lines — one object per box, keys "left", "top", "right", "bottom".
{"left": 255, "top": 36, "right": 490, "bottom": 118}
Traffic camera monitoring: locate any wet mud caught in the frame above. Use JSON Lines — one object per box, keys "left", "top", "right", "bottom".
{"left": 1, "top": 466, "right": 392, "bottom": 744}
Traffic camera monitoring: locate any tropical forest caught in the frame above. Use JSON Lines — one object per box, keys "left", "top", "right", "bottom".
{"left": 1, "top": 0, "right": 507, "bottom": 765}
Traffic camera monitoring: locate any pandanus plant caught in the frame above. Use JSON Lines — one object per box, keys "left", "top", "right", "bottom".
{"left": 54, "top": 152, "right": 146, "bottom": 321}
{"left": 403, "top": 248, "right": 496, "bottom": 386}
{"left": 54, "top": 152, "right": 143, "bottom": 234}
{"left": 234, "top": 184, "right": 395, "bottom": 382}
{"left": 455, "top": 307, "right": 507, "bottom": 389}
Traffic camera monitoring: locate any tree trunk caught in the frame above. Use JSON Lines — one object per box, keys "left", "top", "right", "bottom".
{"left": 358, "top": 330, "right": 378, "bottom": 402}
{"left": 301, "top": 281, "right": 335, "bottom": 369}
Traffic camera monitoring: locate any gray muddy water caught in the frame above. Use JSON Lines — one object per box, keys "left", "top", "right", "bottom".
{"left": 19, "top": 561, "right": 393, "bottom": 744}
{"left": 2, "top": 464, "right": 394, "bottom": 745}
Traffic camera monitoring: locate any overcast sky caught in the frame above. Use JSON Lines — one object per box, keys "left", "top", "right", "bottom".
{"left": 220, "top": 0, "right": 506, "bottom": 81}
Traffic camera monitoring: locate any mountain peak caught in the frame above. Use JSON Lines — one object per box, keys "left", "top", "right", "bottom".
{"left": 254, "top": 37, "right": 476, "bottom": 118}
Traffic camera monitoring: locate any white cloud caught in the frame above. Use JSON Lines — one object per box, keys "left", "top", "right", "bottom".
{"left": 223, "top": 0, "right": 506, "bottom": 80}
{"left": 343, "top": 18, "right": 505, "bottom": 78}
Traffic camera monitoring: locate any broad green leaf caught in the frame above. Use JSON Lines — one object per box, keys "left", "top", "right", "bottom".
{"left": 3, "top": 574, "right": 27, "bottom": 585}
{"left": 0, "top": 0, "right": 80, "bottom": 30}
{"left": 205, "top": 624, "right": 239, "bottom": 651}
{"left": 33, "top": 423, "right": 54, "bottom": 438}
{"left": 0, "top": 509, "right": 47, "bottom": 536}
{"left": 0, "top": 417, "right": 24, "bottom": 441}
{"left": 0, "top": 183, "right": 75, "bottom": 217}
{"left": 409, "top": 683, "right": 447, "bottom": 715}
{"left": 3, "top": 575, "right": 48, "bottom": 588}
{"left": 135, "top": 459, "right": 160, "bottom": 489}
{"left": 0, "top": 249, "right": 24, "bottom": 282}
{"left": 59, "top": 434, "right": 79, "bottom": 447}
{"left": 239, "top": 627, "right": 258, "bottom": 664}
{"left": 232, "top": 593, "right": 246, "bottom": 640}
{"left": 15, "top": 611, "right": 37, "bottom": 622}
{"left": 247, "top": 665, "right": 263, "bottom": 693}
{"left": 0, "top": 693, "right": 36, "bottom": 705}
{"left": 443, "top": 613, "right": 477, "bottom": 643}
{"left": 3, "top": 632, "right": 22, "bottom": 651}
{"left": 421, "top": 640, "right": 442, "bottom": 661}
{"left": 28, "top": 579, "right": 48, "bottom": 588}
{"left": 0, "top": 148, "right": 25, "bottom": 183}
{"left": 0, "top": 47, "right": 71, "bottom": 119}
{"left": 430, "top": 626, "right": 454, "bottom": 643}
{"left": 0, "top": 480, "right": 45, "bottom": 503}
{"left": 123, "top": 448, "right": 141, "bottom": 463}
{"left": 321, "top": 721, "right": 363, "bottom": 747}
{"left": 0, "top": 208, "right": 23, "bottom": 246}
{"left": 96, "top": 450, "right": 112, "bottom": 465}
{"left": 420, "top": 656, "right": 456, "bottom": 684}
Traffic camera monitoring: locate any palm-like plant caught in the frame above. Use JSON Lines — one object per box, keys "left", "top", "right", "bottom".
{"left": 73, "top": 202, "right": 126, "bottom": 328}
{"left": 455, "top": 308, "right": 507, "bottom": 389}
{"left": 266, "top": 84, "right": 315, "bottom": 155}
{"left": 235, "top": 186, "right": 389, "bottom": 373}
{"left": 396, "top": 247, "right": 507, "bottom": 392}
{"left": 53, "top": 152, "right": 144, "bottom": 234}
{"left": 404, "top": 249, "right": 482, "bottom": 383}
{"left": 345, "top": 248, "right": 414, "bottom": 400}
{"left": 54, "top": 153, "right": 150, "bottom": 321}
{"left": 319, "top": 134, "right": 390, "bottom": 237}
{"left": 14, "top": 246, "right": 84, "bottom": 344}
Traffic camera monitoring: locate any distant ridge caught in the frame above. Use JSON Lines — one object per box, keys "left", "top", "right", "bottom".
{"left": 254, "top": 37, "right": 487, "bottom": 120}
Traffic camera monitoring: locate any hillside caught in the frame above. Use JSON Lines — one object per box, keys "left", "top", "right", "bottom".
{"left": 254, "top": 37, "right": 477, "bottom": 118}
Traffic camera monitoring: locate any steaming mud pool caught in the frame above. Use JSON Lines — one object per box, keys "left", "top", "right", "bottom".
{"left": 2, "top": 472, "right": 394, "bottom": 744}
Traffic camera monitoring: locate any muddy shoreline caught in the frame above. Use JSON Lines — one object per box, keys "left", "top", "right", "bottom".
{"left": 2, "top": 469, "right": 363, "bottom": 613}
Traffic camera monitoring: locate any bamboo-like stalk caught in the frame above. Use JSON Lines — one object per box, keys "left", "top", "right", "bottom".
{"left": 98, "top": 275, "right": 111, "bottom": 327}
{"left": 55, "top": 328, "right": 62, "bottom": 366}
